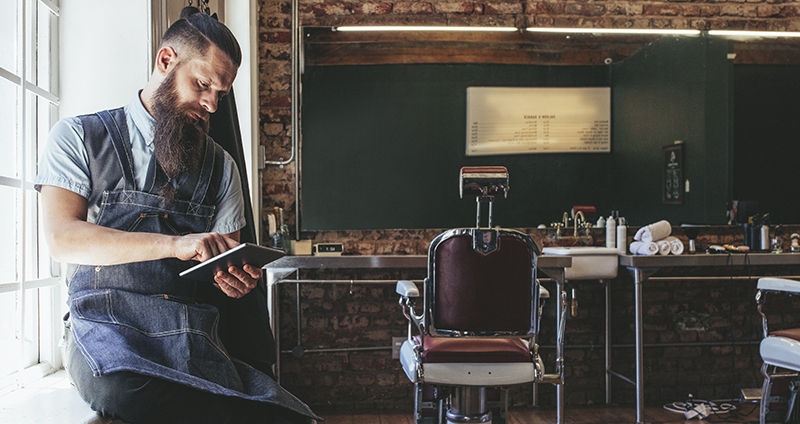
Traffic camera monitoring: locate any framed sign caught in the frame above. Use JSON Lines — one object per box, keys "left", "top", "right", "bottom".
{"left": 662, "top": 143, "right": 684, "bottom": 204}
{"left": 466, "top": 87, "right": 611, "bottom": 155}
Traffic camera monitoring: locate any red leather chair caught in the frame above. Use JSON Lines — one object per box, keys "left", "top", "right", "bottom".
{"left": 396, "top": 167, "right": 552, "bottom": 424}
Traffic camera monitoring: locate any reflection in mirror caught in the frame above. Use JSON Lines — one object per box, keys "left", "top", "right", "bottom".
{"left": 300, "top": 28, "right": 800, "bottom": 229}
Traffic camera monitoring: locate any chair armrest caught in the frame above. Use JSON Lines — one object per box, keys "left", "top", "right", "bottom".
{"left": 396, "top": 280, "right": 420, "bottom": 298}
{"left": 758, "top": 278, "right": 800, "bottom": 295}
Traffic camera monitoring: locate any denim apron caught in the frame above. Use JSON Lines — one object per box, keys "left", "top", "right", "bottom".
{"left": 67, "top": 108, "right": 317, "bottom": 419}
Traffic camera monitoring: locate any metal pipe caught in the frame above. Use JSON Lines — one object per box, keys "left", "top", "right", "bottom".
{"left": 537, "top": 275, "right": 800, "bottom": 282}
{"left": 274, "top": 279, "right": 423, "bottom": 285}
{"left": 281, "top": 346, "right": 390, "bottom": 354}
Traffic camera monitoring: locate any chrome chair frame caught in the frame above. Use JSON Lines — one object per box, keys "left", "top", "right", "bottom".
{"left": 397, "top": 227, "right": 547, "bottom": 424}
{"left": 756, "top": 277, "right": 800, "bottom": 424}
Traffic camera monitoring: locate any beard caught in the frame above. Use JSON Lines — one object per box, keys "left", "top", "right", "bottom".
{"left": 151, "top": 69, "right": 209, "bottom": 203}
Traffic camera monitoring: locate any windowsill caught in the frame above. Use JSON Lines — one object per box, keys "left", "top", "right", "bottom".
{"left": 0, "top": 369, "right": 100, "bottom": 424}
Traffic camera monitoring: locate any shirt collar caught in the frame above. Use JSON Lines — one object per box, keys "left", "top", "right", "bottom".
{"left": 127, "top": 91, "right": 155, "bottom": 146}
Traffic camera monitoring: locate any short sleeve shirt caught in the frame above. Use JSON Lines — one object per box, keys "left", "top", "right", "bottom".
{"left": 34, "top": 94, "right": 246, "bottom": 235}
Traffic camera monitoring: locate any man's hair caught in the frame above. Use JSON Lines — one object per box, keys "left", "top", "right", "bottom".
{"left": 160, "top": 6, "right": 241, "bottom": 68}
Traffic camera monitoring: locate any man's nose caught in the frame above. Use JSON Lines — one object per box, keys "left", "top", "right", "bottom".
{"left": 200, "top": 94, "right": 218, "bottom": 114}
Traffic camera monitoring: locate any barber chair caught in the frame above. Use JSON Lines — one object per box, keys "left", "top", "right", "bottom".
{"left": 396, "top": 166, "right": 562, "bottom": 424}
{"left": 756, "top": 277, "right": 800, "bottom": 424}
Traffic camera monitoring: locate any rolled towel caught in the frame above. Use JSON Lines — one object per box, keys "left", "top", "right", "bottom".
{"left": 665, "top": 236, "right": 684, "bottom": 255}
{"left": 630, "top": 241, "right": 658, "bottom": 256}
{"left": 656, "top": 240, "right": 671, "bottom": 255}
{"left": 634, "top": 220, "right": 672, "bottom": 243}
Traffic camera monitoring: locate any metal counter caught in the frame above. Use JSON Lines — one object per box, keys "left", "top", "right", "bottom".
{"left": 617, "top": 252, "right": 800, "bottom": 424}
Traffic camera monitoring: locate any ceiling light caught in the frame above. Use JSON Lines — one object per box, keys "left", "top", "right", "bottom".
{"left": 708, "top": 30, "right": 800, "bottom": 38}
{"left": 334, "top": 26, "right": 518, "bottom": 32}
{"left": 525, "top": 28, "right": 701, "bottom": 35}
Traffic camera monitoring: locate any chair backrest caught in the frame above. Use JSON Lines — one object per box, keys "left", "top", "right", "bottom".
{"left": 425, "top": 228, "right": 539, "bottom": 337}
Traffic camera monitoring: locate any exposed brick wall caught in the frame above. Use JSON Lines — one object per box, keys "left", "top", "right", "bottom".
{"left": 256, "top": 0, "right": 800, "bottom": 411}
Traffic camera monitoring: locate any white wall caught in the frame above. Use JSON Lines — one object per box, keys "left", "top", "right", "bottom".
{"left": 59, "top": 0, "right": 151, "bottom": 118}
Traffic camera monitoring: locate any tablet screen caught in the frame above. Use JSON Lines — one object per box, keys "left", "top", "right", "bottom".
{"left": 179, "top": 243, "right": 285, "bottom": 283}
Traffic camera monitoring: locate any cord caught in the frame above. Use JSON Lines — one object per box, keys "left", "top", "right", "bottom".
{"left": 662, "top": 396, "right": 738, "bottom": 420}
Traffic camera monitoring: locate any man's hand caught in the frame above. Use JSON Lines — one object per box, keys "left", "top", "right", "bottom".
{"left": 213, "top": 264, "right": 263, "bottom": 299}
{"left": 173, "top": 232, "right": 262, "bottom": 298}
{"left": 172, "top": 232, "right": 239, "bottom": 262}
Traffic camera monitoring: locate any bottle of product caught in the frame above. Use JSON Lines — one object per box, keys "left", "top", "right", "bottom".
{"left": 616, "top": 217, "right": 627, "bottom": 255}
{"left": 605, "top": 213, "right": 616, "bottom": 248}
{"left": 760, "top": 224, "right": 770, "bottom": 252}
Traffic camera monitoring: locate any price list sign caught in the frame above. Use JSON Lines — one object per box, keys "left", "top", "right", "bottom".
{"left": 466, "top": 87, "right": 611, "bottom": 156}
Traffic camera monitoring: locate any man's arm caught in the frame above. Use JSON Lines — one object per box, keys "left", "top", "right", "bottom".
{"left": 41, "top": 185, "right": 260, "bottom": 298}
{"left": 41, "top": 185, "right": 237, "bottom": 265}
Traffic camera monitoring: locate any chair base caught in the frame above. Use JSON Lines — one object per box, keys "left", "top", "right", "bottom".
{"left": 760, "top": 363, "right": 800, "bottom": 424}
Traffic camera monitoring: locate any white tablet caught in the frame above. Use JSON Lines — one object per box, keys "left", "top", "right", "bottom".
{"left": 179, "top": 243, "right": 285, "bottom": 283}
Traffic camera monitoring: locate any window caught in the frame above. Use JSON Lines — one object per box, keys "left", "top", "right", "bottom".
{"left": 0, "top": 0, "right": 62, "bottom": 393}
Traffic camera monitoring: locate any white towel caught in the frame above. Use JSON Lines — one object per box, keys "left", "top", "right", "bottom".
{"left": 656, "top": 240, "right": 671, "bottom": 255}
{"left": 630, "top": 241, "right": 658, "bottom": 256}
{"left": 634, "top": 220, "right": 672, "bottom": 243}
{"left": 665, "top": 236, "right": 684, "bottom": 255}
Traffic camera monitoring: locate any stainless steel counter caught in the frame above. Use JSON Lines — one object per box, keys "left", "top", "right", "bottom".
{"left": 620, "top": 252, "right": 800, "bottom": 268}
{"left": 266, "top": 254, "right": 572, "bottom": 271}
{"left": 617, "top": 252, "right": 800, "bottom": 423}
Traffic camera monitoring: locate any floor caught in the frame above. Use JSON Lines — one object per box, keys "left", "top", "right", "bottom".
{"left": 0, "top": 370, "right": 763, "bottom": 424}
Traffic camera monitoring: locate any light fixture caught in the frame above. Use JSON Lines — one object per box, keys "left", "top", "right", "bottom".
{"left": 525, "top": 27, "right": 701, "bottom": 35}
{"left": 334, "top": 26, "right": 518, "bottom": 32}
{"left": 708, "top": 30, "right": 800, "bottom": 38}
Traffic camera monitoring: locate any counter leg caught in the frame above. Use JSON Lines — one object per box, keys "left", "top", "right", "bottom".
{"left": 556, "top": 276, "right": 566, "bottom": 424}
{"left": 604, "top": 279, "right": 611, "bottom": 405}
{"left": 634, "top": 269, "right": 645, "bottom": 424}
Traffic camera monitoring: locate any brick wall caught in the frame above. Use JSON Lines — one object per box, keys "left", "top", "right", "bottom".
{"left": 256, "top": 0, "right": 800, "bottom": 411}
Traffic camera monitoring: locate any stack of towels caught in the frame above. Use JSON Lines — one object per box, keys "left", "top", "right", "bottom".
{"left": 629, "top": 220, "right": 684, "bottom": 256}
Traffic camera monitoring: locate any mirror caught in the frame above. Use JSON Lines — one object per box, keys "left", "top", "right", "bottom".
{"left": 299, "top": 28, "right": 800, "bottom": 230}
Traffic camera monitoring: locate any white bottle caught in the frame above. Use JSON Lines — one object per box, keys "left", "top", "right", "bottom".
{"left": 605, "top": 215, "right": 616, "bottom": 248}
{"left": 616, "top": 217, "right": 627, "bottom": 254}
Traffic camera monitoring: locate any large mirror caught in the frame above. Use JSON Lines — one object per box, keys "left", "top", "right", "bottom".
{"left": 298, "top": 29, "right": 800, "bottom": 230}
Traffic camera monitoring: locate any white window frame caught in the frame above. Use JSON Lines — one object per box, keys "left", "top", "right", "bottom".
{"left": 0, "top": 0, "right": 63, "bottom": 394}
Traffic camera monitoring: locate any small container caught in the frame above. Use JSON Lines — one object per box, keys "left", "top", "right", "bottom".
{"left": 760, "top": 225, "right": 770, "bottom": 251}
{"left": 605, "top": 215, "right": 616, "bottom": 248}
{"left": 616, "top": 217, "right": 627, "bottom": 255}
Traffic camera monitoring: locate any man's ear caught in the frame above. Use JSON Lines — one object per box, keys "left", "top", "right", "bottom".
{"left": 155, "top": 46, "right": 178, "bottom": 75}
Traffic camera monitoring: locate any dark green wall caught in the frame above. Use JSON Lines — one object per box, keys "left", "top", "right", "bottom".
{"left": 610, "top": 36, "right": 733, "bottom": 225}
{"left": 733, "top": 65, "right": 800, "bottom": 224}
{"left": 301, "top": 36, "right": 734, "bottom": 230}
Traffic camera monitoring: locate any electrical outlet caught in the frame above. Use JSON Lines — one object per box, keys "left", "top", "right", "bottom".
{"left": 391, "top": 337, "right": 405, "bottom": 359}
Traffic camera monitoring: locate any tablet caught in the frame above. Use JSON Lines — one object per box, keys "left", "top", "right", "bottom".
{"left": 179, "top": 243, "right": 285, "bottom": 283}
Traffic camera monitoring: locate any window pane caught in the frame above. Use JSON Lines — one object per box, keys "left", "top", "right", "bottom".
{"left": 0, "top": 185, "right": 19, "bottom": 284}
{"left": 36, "top": 2, "right": 54, "bottom": 92}
{"left": 0, "top": 78, "right": 19, "bottom": 180}
{"left": 0, "top": 291, "right": 20, "bottom": 378}
{"left": 0, "top": 1, "right": 17, "bottom": 74}
{"left": 24, "top": 0, "right": 34, "bottom": 85}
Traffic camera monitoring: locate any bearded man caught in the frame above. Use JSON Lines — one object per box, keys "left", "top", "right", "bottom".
{"left": 34, "top": 8, "right": 317, "bottom": 424}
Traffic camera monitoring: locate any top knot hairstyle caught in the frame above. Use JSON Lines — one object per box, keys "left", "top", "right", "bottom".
{"left": 160, "top": 6, "right": 241, "bottom": 68}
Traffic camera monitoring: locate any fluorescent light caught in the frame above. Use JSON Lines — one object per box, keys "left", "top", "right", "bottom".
{"left": 708, "top": 30, "right": 800, "bottom": 38}
{"left": 526, "top": 27, "right": 701, "bottom": 35}
{"left": 334, "top": 26, "right": 518, "bottom": 32}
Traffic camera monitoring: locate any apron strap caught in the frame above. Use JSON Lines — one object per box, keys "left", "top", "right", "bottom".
{"left": 96, "top": 110, "right": 136, "bottom": 191}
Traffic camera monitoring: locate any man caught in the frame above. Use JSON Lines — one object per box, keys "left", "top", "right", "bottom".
{"left": 35, "top": 8, "right": 317, "bottom": 424}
